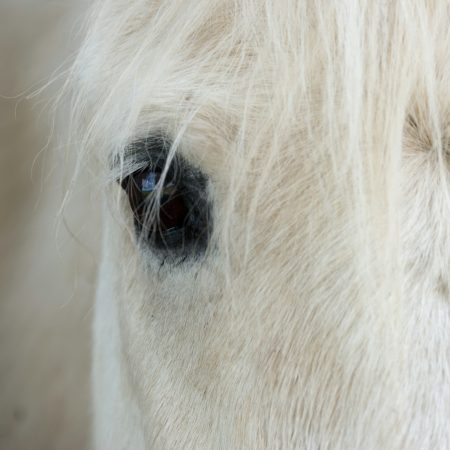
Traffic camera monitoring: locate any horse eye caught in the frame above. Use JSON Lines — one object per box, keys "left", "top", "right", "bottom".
{"left": 119, "top": 142, "right": 211, "bottom": 260}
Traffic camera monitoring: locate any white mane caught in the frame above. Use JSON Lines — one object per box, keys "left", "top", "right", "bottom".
{"left": 63, "top": 0, "right": 450, "bottom": 448}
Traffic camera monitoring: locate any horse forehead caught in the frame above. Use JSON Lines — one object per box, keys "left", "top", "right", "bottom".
{"left": 85, "top": 1, "right": 450, "bottom": 108}
{"left": 78, "top": 1, "right": 450, "bottom": 167}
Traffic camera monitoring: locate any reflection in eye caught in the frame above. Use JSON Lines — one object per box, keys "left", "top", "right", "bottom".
{"left": 119, "top": 139, "right": 211, "bottom": 260}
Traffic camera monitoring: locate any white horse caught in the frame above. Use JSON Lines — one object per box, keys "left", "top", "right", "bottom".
{"left": 68, "top": 0, "right": 450, "bottom": 448}
{"left": 3, "top": 0, "right": 449, "bottom": 448}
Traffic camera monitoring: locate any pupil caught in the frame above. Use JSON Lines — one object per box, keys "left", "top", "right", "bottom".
{"left": 160, "top": 194, "right": 188, "bottom": 230}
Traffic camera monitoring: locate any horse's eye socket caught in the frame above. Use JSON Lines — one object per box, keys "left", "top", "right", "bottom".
{"left": 119, "top": 146, "right": 210, "bottom": 260}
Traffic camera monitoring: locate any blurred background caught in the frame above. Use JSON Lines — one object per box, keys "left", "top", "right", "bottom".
{"left": 0, "top": 1, "right": 97, "bottom": 449}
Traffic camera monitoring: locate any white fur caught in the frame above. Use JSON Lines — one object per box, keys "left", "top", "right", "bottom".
{"left": 66, "top": 0, "right": 450, "bottom": 448}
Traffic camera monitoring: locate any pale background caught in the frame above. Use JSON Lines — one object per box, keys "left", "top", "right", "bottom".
{"left": 0, "top": 2, "right": 96, "bottom": 449}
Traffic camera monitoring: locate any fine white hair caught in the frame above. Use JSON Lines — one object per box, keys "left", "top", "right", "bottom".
{"left": 64, "top": 0, "right": 450, "bottom": 448}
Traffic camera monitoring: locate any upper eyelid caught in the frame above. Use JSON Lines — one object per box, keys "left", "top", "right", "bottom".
{"left": 112, "top": 137, "right": 172, "bottom": 181}
{"left": 112, "top": 159, "right": 145, "bottom": 185}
